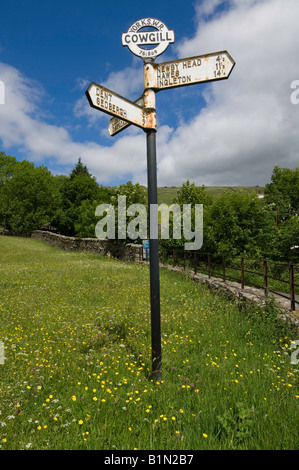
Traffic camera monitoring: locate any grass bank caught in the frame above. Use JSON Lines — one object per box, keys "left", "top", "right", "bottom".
{"left": 0, "top": 236, "right": 298, "bottom": 450}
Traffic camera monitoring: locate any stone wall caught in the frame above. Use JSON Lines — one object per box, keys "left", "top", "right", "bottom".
{"left": 31, "top": 231, "right": 143, "bottom": 263}
{"left": 163, "top": 264, "right": 299, "bottom": 328}
{"left": 0, "top": 229, "right": 143, "bottom": 263}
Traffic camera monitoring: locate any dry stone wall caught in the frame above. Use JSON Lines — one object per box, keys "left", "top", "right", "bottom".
{"left": 0, "top": 229, "right": 143, "bottom": 263}
{"left": 31, "top": 231, "right": 143, "bottom": 263}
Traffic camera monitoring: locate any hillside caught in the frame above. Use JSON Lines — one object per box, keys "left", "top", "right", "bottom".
{"left": 157, "top": 186, "right": 264, "bottom": 204}
{"left": 105, "top": 185, "right": 265, "bottom": 205}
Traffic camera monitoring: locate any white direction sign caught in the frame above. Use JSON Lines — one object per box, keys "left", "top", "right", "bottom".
{"left": 152, "top": 51, "right": 235, "bottom": 90}
{"left": 86, "top": 82, "right": 151, "bottom": 131}
{"left": 122, "top": 18, "right": 175, "bottom": 60}
{"left": 108, "top": 96, "right": 144, "bottom": 136}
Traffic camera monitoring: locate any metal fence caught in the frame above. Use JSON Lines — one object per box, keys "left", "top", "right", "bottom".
{"left": 159, "top": 248, "right": 299, "bottom": 311}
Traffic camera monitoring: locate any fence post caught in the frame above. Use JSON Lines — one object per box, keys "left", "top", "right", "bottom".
{"left": 263, "top": 259, "right": 268, "bottom": 296}
{"left": 194, "top": 251, "right": 197, "bottom": 274}
{"left": 163, "top": 249, "right": 165, "bottom": 265}
{"left": 184, "top": 251, "right": 186, "bottom": 271}
{"left": 208, "top": 253, "right": 211, "bottom": 278}
{"left": 241, "top": 257, "right": 244, "bottom": 289}
{"left": 289, "top": 262, "right": 295, "bottom": 311}
{"left": 222, "top": 255, "right": 226, "bottom": 282}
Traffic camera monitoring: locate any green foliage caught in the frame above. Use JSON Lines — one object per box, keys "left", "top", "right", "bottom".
{"left": 264, "top": 165, "right": 299, "bottom": 223}
{"left": 274, "top": 215, "right": 299, "bottom": 262}
{"left": 1, "top": 158, "right": 59, "bottom": 232}
{"left": 174, "top": 179, "right": 207, "bottom": 206}
{"left": 111, "top": 180, "right": 147, "bottom": 206}
{"left": 203, "top": 189, "right": 275, "bottom": 257}
{"left": 55, "top": 158, "right": 107, "bottom": 236}
{"left": 48, "top": 158, "right": 111, "bottom": 237}
{"left": 216, "top": 402, "right": 254, "bottom": 449}
{"left": 74, "top": 200, "right": 102, "bottom": 238}
{"left": 161, "top": 181, "right": 275, "bottom": 259}
{"left": 0, "top": 152, "right": 298, "bottom": 264}
{"left": 110, "top": 181, "right": 147, "bottom": 242}
{"left": 0, "top": 152, "right": 19, "bottom": 228}
{"left": 160, "top": 180, "right": 207, "bottom": 252}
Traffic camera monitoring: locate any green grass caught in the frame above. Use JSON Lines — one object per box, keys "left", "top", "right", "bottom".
{"left": 0, "top": 236, "right": 298, "bottom": 450}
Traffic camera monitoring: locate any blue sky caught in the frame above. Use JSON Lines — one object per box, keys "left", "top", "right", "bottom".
{"left": 0, "top": 0, "right": 298, "bottom": 187}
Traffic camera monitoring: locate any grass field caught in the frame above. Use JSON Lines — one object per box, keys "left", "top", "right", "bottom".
{"left": 0, "top": 236, "right": 298, "bottom": 450}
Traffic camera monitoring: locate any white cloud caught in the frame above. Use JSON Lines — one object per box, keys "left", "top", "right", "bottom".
{"left": 156, "top": 0, "right": 299, "bottom": 186}
{"left": 0, "top": 61, "right": 148, "bottom": 183}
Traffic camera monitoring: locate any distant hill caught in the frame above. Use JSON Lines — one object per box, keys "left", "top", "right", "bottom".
{"left": 157, "top": 186, "right": 264, "bottom": 204}
{"left": 104, "top": 185, "right": 264, "bottom": 205}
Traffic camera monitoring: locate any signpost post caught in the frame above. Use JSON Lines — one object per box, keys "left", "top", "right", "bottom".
{"left": 85, "top": 18, "right": 235, "bottom": 382}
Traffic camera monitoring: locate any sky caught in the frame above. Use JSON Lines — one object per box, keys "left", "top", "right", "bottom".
{"left": 0, "top": 0, "right": 298, "bottom": 187}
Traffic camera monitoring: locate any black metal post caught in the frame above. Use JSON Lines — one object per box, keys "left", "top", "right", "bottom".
{"left": 146, "top": 130, "right": 162, "bottom": 382}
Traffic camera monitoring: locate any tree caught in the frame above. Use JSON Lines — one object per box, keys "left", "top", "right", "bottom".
{"left": 0, "top": 152, "right": 19, "bottom": 229}
{"left": 274, "top": 215, "right": 299, "bottom": 262}
{"left": 174, "top": 179, "right": 207, "bottom": 206}
{"left": 158, "top": 180, "right": 207, "bottom": 252}
{"left": 54, "top": 158, "right": 110, "bottom": 236}
{"left": 2, "top": 160, "right": 59, "bottom": 232}
{"left": 203, "top": 190, "right": 275, "bottom": 257}
{"left": 109, "top": 181, "right": 147, "bottom": 242}
{"left": 264, "top": 166, "right": 299, "bottom": 223}
{"left": 111, "top": 181, "right": 147, "bottom": 206}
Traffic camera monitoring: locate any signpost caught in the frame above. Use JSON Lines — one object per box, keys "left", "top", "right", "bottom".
{"left": 108, "top": 96, "right": 144, "bottom": 136}
{"left": 152, "top": 51, "right": 235, "bottom": 90}
{"left": 86, "top": 83, "right": 155, "bottom": 132}
{"left": 121, "top": 18, "right": 175, "bottom": 60}
{"left": 85, "top": 17, "right": 235, "bottom": 382}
